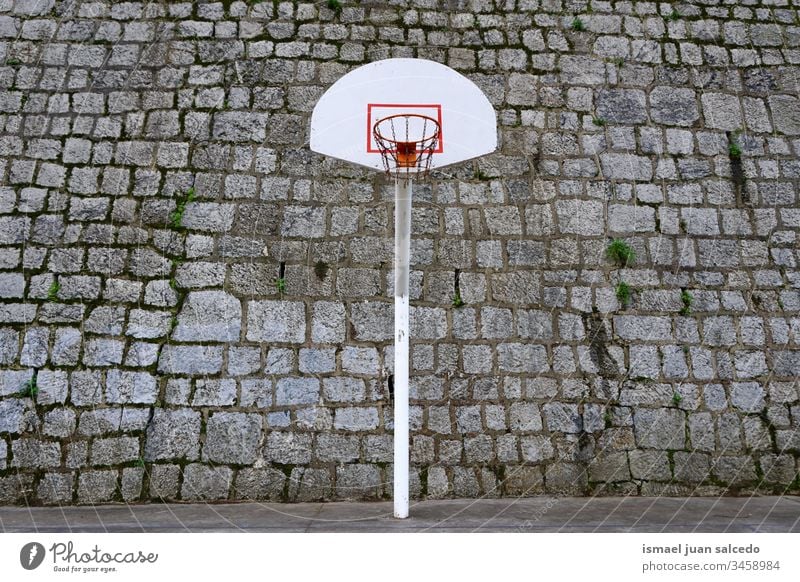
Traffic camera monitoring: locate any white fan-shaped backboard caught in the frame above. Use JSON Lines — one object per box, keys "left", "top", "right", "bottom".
{"left": 310, "top": 58, "right": 497, "bottom": 172}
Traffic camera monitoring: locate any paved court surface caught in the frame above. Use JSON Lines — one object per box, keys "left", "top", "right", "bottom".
{"left": 1, "top": 496, "right": 799, "bottom": 533}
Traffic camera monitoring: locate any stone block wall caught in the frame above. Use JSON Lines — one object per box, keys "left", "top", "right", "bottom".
{"left": 1, "top": 0, "right": 799, "bottom": 504}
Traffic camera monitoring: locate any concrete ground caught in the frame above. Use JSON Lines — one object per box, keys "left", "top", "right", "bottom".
{"left": 1, "top": 496, "right": 799, "bottom": 532}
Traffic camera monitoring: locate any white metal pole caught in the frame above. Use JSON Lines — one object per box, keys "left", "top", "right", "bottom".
{"left": 393, "top": 176, "right": 412, "bottom": 519}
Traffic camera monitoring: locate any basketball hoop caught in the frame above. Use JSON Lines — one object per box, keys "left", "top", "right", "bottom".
{"left": 373, "top": 114, "right": 440, "bottom": 178}
{"left": 311, "top": 58, "right": 497, "bottom": 520}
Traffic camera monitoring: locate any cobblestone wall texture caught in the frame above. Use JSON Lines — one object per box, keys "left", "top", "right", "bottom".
{"left": 1, "top": 0, "right": 800, "bottom": 504}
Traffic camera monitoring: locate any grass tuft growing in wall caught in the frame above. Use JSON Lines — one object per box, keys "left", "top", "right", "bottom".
{"left": 169, "top": 187, "right": 196, "bottom": 230}
{"left": 615, "top": 281, "right": 632, "bottom": 307}
{"left": 47, "top": 280, "right": 59, "bottom": 302}
{"left": 606, "top": 239, "right": 635, "bottom": 267}
{"left": 680, "top": 290, "right": 693, "bottom": 315}
{"left": 18, "top": 377, "right": 38, "bottom": 398}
